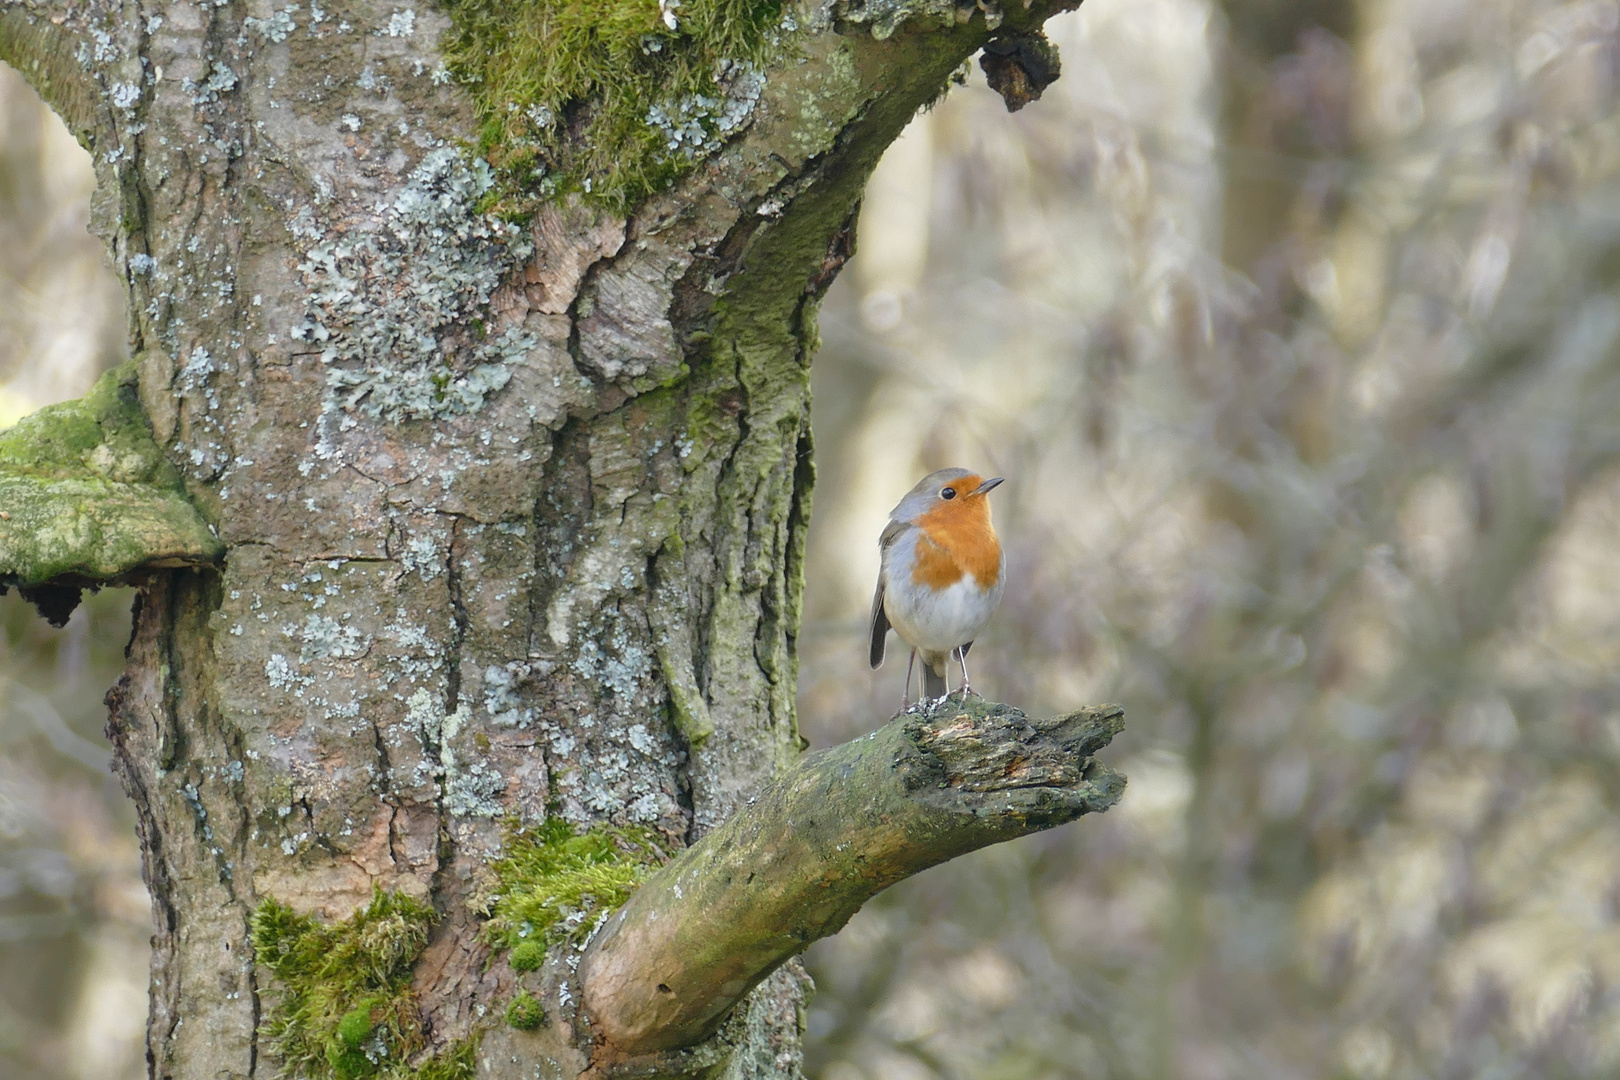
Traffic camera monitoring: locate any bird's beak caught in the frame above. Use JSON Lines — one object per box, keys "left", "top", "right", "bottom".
{"left": 973, "top": 477, "right": 1005, "bottom": 496}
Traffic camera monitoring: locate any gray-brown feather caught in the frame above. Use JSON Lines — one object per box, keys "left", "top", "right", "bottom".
{"left": 868, "top": 580, "right": 890, "bottom": 669}
{"left": 869, "top": 519, "right": 913, "bottom": 670}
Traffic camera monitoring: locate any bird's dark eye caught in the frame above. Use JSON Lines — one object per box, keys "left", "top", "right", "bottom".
{"left": 940, "top": 487, "right": 957, "bottom": 500}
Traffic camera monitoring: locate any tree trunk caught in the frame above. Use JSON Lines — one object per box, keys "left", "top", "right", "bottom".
{"left": 0, "top": 1, "right": 1091, "bottom": 1077}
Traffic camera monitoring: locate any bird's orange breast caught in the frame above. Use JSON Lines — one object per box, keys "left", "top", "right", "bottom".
{"left": 909, "top": 480, "right": 1001, "bottom": 591}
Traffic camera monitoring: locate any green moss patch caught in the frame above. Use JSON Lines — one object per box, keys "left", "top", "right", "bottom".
{"left": 409, "top": 1039, "right": 477, "bottom": 1080}
{"left": 439, "top": 0, "right": 791, "bottom": 213}
{"left": 504, "top": 991, "right": 546, "bottom": 1031}
{"left": 252, "top": 889, "right": 473, "bottom": 1080}
{"left": 479, "top": 818, "right": 668, "bottom": 969}
{"left": 0, "top": 363, "right": 170, "bottom": 481}
{"left": 0, "top": 362, "right": 222, "bottom": 591}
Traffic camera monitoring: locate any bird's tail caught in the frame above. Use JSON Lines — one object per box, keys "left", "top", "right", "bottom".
{"left": 922, "top": 660, "right": 947, "bottom": 701}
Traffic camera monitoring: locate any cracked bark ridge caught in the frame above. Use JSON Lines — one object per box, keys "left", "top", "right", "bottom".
{"left": 579, "top": 697, "right": 1126, "bottom": 1059}
{"left": 980, "top": 30, "right": 1063, "bottom": 111}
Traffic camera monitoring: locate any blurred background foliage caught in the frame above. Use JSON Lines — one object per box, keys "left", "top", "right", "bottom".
{"left": 7, "top": 0, "right": 1620, "bottom": 1075}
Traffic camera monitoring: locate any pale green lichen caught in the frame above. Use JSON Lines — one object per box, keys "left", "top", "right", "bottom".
{"left": 439, "top": 0, "right": 793, "bottom": 212}
{"left": 251, "top": 889, "right": 477, "bottom": 1080}
{"left": 476, "top": 818, "right": 667, "bottom": 971}
{"left": 401, "top": 689, "right": 506, "bottom": 818}
{"left": 292, "top": 149, "right": 536, "bottom": 423}
{"left": 0, "top": 362, "right": 222, "bottom": 588}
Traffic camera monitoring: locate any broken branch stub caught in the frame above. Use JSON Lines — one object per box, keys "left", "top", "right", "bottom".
{"left": 0, "top": 363, "right": 223, "bottom": 623}
{"left": 981, "top": 30, "right": 1063, "bottom": 111}
{"left": 579, "top": 696, "right": 1125, "bottom": 1059}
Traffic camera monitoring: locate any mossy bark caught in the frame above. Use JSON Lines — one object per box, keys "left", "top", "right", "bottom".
{"left": 3, "top": 1, "right": 1082, "bottom": 1077}
{"left": 0, "top": 363, "right": 221, "bottom": 606}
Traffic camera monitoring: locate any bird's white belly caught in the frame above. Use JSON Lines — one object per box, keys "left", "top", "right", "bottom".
{"left": 885, "top": 574, "right": 1001, "bottom": 652}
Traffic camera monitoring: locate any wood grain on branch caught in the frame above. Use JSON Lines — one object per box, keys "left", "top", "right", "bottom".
{"left": 580, "top": 696, "right": 1125, "bottom": 1060}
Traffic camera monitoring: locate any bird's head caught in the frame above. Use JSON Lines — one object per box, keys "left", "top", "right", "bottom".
{"left": 891, "top": 467, "right": 1005, "bottom": 526}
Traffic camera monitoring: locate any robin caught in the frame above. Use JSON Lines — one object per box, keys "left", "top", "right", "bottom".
{"left": 868, "top": 468, "right": 1006, "bottom": 706}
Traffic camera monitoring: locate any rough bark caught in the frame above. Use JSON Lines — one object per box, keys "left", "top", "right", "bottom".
{"left": 0, "top": 0, "right": 1090, "bottom": 1077}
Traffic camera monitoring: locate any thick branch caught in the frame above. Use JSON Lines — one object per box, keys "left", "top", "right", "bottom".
{"left": 579, "top": 697, "right": 1125, "bottom": 1058}
{"left": 0, "top": 6, "right": 104, "bottom": 142}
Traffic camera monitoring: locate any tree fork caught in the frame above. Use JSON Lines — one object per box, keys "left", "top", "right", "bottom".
{"left": 581, "top": 697, "right": 1126, "bottom": 1061}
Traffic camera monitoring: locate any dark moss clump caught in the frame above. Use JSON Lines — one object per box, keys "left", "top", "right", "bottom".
{"left": 505, "top": 991, "right": 546, "bottom": 1031}
{"left": 439, "top": 0, "right": 790, "bottom": 213}
{"left": 479, "top": 818, "right": 668, "bottom": 971}
{"left": 252, "top": 888, "right": 472, "bottom": 1080}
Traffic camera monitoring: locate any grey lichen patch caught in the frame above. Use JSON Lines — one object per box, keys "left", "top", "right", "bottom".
{"left": 0, "top": 363, "right": 222, "bottom": 589}
{"left": 243, "top": 5, "right": 301, "bottom": 43}
{"left": 291, "top": 149, "right": 537, "bottom": 423}
{"left": 482, "top": 661, "right": 535, "bottom": 728}
{"left": 645, "top": 58, "right": 767, "bottom": 161}
{"left": 837, "top": 0, "right": 1004, "bottom": 38}
{"left": 403, "top": 688, "right": 504, "bottom": 818}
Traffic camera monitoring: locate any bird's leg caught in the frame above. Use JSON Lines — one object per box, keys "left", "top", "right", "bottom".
{"left": 902, "top": 648, "right": 917, "bottom": 712}
{"left": 957, "top": 646, "right": 975, "bottom": 697}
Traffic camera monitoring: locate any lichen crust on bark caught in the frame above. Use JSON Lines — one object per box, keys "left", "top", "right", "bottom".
{"left": 579, "top": 697, "right": 1126, "bottom": 1058}
{"left": 837, "top": 0, "right": 1014, "bottom": 39}
{"left": 0, "top": 362, "right": 223, "bottom": 587}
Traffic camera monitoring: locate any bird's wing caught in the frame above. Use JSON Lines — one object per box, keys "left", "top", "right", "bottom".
{"left": 868, "top": 519, "right": 912, "bottom": 669}
{"left": 868, "top": 579, "right": 890, "bottom": 669}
